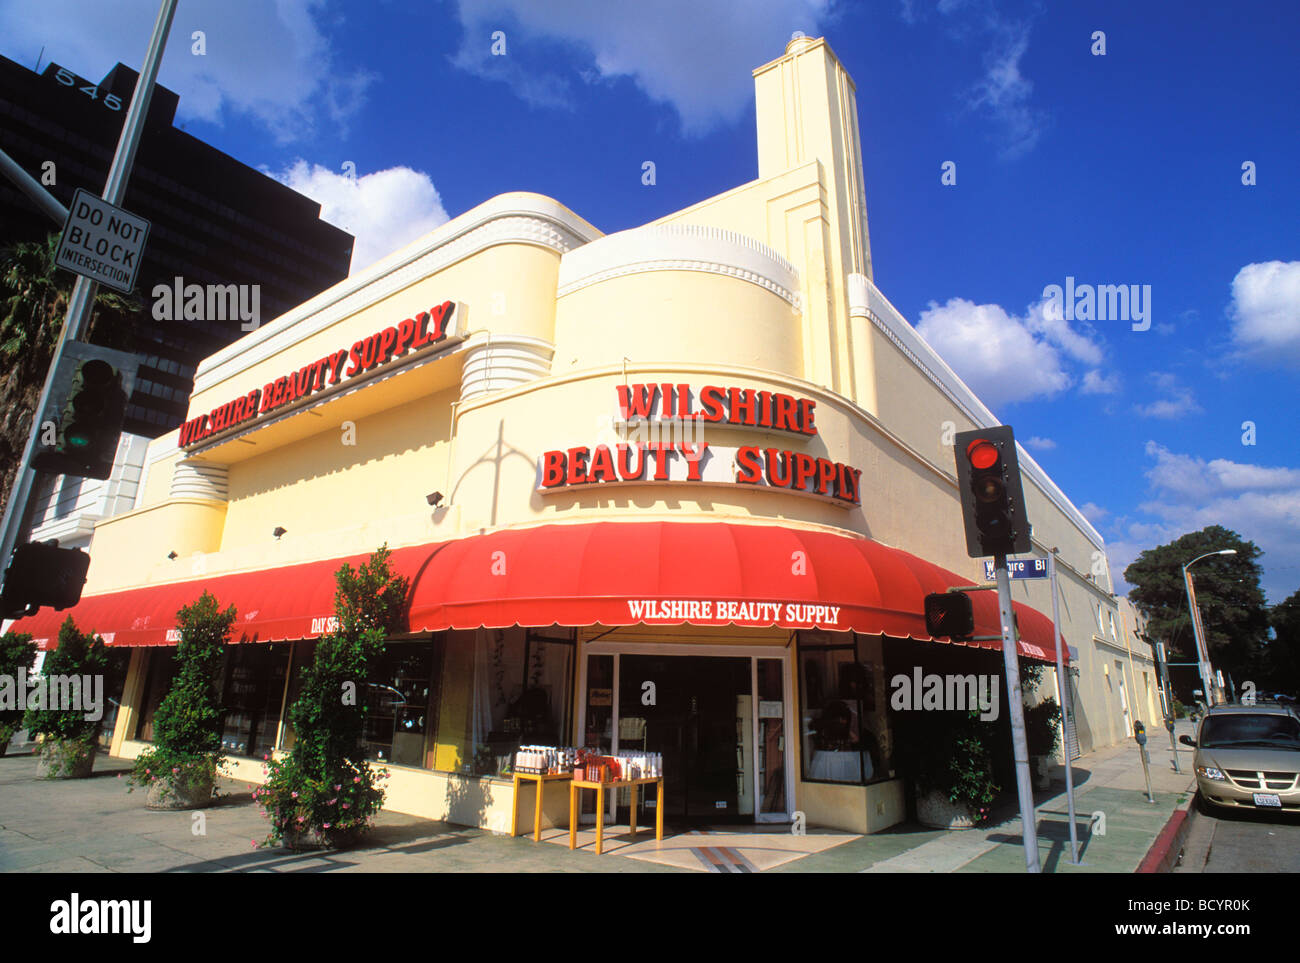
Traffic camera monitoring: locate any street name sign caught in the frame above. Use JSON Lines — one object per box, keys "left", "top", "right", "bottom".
{"left": 55, "top": 188, "right": 150, "bottom": 294}
{"left": 983, "top": 557, "right": 1048, "bottom": 581}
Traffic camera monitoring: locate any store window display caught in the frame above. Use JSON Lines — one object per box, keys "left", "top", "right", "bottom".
{"left": 798, "top": 633, "right": 890, "bottom": 785}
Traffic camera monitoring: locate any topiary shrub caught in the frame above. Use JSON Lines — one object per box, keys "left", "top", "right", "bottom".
{"left": 125, "top": 591, "right": 235, "bottom": 807}
{"left": 0, "top": 630, "right": 38, "bottom": 755}
{"left": 255, "top": 546, "right": 407, "bottom": 849}
{"left": 22, "top": 617, "right": 108, "bottom": 777}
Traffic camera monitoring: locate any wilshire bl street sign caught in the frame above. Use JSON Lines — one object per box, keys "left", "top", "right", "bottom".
{"left": 983, "top": 557, "right": 1048, "bottom": 581}
{"left": 55, "top": 188, "right": 150, "bottom": 294}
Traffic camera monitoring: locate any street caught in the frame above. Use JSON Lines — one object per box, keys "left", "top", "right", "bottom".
{"left": 1176, "top": 799, "right": 1300, "bottom": 872}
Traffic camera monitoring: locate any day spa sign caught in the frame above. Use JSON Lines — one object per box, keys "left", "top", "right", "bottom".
{"left": 179, "top": 300, "right": 460, "bottom": 447}
{"left": 537, "top": 384, "right": 864, "bottom": 505}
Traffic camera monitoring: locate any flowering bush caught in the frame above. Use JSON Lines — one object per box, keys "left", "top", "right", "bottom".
{"left": 255, "top": 546, "right": 408, "bottom": 849}
{"left": 124, "top": 592, "right": 234, "bottom": 802}
{"left": 899, "top": 707, "right": 1000, "bottom": 826}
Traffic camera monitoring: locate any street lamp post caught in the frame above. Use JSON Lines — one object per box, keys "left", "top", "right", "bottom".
{"left": 1182, "top": 549, "right": 1236, "bottom": 706}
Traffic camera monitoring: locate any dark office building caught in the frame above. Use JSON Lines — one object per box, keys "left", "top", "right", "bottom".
{"left": 0, "top": 53, "right": 354, "bottom": 437}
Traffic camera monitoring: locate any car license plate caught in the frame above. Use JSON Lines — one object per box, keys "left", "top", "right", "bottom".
{"left": 1252, "top": 793, "right": 1282, "bottom": 807}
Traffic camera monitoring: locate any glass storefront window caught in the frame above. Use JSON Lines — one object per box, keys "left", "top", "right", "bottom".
{"left": 97, "top": 649, "right": 132, "bottom": 749}
{"left": 133, "top": 647, "right": 178, "bottom": 742}
{"left": 363, "top": 639, "right": 443, "bottom": 767}
{"left": 798, "top": 633, "right": 889, "bottom": 785}
{"left": 218, "top": 643, "right": 292, "bottom": 759}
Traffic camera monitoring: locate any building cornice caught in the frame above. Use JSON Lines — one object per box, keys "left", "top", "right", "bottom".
{"left": 557, "top": 223, "right": 801, "bottom": 308}
{"left": 193, "top": 193, "right": 602, "bottom": 394}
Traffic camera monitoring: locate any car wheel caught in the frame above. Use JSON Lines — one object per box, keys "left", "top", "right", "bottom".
{"left": 1195, "top": 792, "right": 1219, "bottom": 816}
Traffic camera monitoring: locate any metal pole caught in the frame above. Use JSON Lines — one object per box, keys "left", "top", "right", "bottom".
{"left": 0, "top": 0, "right": 178, "bottom": 597}
{"left": 1048, "top": 550, "right": 1079, "bottom": 863}
{"left": 995, "top": 552, "right": 1040, "bottom": 873}
{"left": 1156, "top": 642, "right": 1181, "bottom": 773}
{"left": 1183, "top": 568, "right": 1215, "bottom": 707}
{"left": 1139, "top": 743, "right": 1155, "bottom": 803}
{"left": 0, "top": 147, "right": 69, "bottom": 224}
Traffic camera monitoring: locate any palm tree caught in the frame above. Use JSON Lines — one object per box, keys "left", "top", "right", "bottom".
{"left": 0, "top": 232, "right": 140, "bottom": 519}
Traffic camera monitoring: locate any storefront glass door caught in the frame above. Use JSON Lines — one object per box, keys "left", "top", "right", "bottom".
{"left": 578, "top": 644, "right": 794, "bottom": 826}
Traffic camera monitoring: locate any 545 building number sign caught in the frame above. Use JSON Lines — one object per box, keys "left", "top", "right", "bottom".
{"left": 47, "top": 64, "right": 124, "bottom": 112}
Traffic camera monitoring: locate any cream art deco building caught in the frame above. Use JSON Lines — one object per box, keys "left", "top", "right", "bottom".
{"left": 13, "top": 36, "right": 1160, "bottom": 834}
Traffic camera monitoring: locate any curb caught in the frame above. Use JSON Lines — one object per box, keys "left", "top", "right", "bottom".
{"left": 1136, "top": 793, "right": 1197, "bottom": 873}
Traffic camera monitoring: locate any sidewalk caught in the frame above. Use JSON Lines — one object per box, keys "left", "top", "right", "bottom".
{"left": 773, "top": 719, "right": 1196, "bottom": 873}
{"left": 0, "top": 724, "right": 1195, "bottom": 873}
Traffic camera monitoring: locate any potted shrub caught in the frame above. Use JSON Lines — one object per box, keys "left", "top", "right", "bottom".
{"left": 23, "top": 617, "right": 108, "bottom": 778}
{"left": 255, "top": 546, "right": 407, "bottom": 850}
{"left": 125, "top": 592, "right": 235, "bottom": 809}
{"left": 1024, "top": 697, "right": 1062, "bottom": 789}
{"left": 900, "top": 709, "right": 1000, "bottom": 829}
{"left": 0, "top": 630, "right": 39, "bottom": 757}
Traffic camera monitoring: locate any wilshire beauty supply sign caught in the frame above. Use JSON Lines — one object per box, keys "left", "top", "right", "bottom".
{"left": 538, "top": 384, "right": 863, "bottom": 505}
{"left": 179, "top": 300, "right": 459, "bottom": 447}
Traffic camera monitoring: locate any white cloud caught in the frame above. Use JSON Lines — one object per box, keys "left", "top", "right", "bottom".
{"left": 448, "top": 0, "right": 832, "bottom": 134}
{"left": 0, "top": 0, "right": 372, "bottom": 143}
{"left": 1115, "top": 443, "right": 1300, "bottom": 603}
{"left": 271, "top": 162, "right": 449, "bottom": 275}
{"left": 1134, "top": 372, "right": 1201, "bottom": 419}
{"left": 1228, "top": 260, "right": 1300, "bottom": 365}
{"left": 914, "top": 296, "right": 1106, "bottom": 408}
{"left": 1081, "top": 369, "right": 1120, "bottom": 394}
{"left": 966, "top": 22, "right": 1048, "bottom": 159}
{"left": 1025, "top": 436, "right": 1056, "bottom": 450}
{"left": 1079, "top": 501, "right": 1109, "bottom": 523}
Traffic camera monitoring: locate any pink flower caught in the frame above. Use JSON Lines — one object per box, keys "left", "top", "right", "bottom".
{"left": 328, "top": 798, "right": 337, "bottom": 805}
{"left": 297, "top": 815, "right": 306, "bottom": 823}
{"left": 263, "top": 754, "right": 269, "bottom": 761}
{"left": 334, "top": 784, "right": 342, "bottom": 791}
{"left": 323, "top": 823, "right": 331, "bottom": 829}
{"left": 341, "top": 803, "right": 350, "bottom": 810}
{"left": 251, "top": 840, "right": 258, "bottom": 848}
{"left": 291, "top": 791, "right": 298, "bottom": 798}
{"left": 172, "top": 767, "right": 179, "bottom": 774}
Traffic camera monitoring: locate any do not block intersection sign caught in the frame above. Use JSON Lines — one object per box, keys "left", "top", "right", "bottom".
{"left": 55, "top": 188, "right": 151, "bottom": 294}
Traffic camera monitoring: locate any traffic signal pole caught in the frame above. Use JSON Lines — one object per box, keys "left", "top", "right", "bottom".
{"left": 995, "top": 552, "right": 1040, "bottom": 873}
{"left": 0, "top": 0, "right": 177, "bottom": 602}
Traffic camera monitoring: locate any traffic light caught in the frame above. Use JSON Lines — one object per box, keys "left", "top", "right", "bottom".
{"left": 953, "top": 425, "right": 1032, "bottom": 558}
{"left": 924, "top": 591, "right": 974, "bottom": 639}
{"left": 0, "top": 540, "right": 91, "bottom": 619}
{"left": 32, "top": 356, "right": 127, "bottom": 480}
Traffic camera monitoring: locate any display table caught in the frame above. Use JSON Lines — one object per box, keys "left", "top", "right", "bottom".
{"left": 809, "top": 749, "right": 871, "bottom": 782}
{"left": 568, "top": 776, "right": 664, "bottom": 855}
{"left": 510, "top": 771, "right": 573, "bottom": 841}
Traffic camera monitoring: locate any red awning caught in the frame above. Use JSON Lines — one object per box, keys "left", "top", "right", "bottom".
{"left": 8, "top": 521, "right": 1065, "bottom": 662}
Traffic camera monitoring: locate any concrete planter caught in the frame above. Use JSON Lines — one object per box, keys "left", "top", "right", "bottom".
{"left": 145, "top": 767, "right": 217, "bottom": 810}
{"left": 36, "top": 738, "right": 96, "bottom": 779}
{"left": 916, "top": 788, "right": 979, "bottom": 830}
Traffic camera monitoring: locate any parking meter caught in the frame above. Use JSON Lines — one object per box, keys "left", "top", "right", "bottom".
{"left": 1164, "top": 716, "right": 1174, "bottom": 733}
{"left": 1133, "top": 720, "right": 1154, "bottom": 801}
{"left": 1133, "top": 720, "right": 1146, "bottom": 745}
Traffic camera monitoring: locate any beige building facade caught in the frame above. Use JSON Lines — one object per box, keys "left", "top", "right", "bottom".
{"left": 12, "top": 36, "right": 1158, "bottom": 835}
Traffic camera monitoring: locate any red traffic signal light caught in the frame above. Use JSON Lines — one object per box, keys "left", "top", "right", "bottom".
{"left": 924, "top": 591, "right": 974, "bottom": 639}
{"left": 0, "top": 540, "right": 91, "bottom": 619}
{"left": 953, "top": 425, "right": 1032, "bottom": 558}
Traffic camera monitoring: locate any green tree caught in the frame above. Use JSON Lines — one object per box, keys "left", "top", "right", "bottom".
{"left": 22, "top": 617, "right": 108, "bottom": 766}
{"left": 1265, "top": 588, "right": 1300, "bottom": 695}
{"left": 1124, "top": 526, "right": 1269, "bottom": 698}
{"left": 0, "top": 630, "right": 39, "bottom": 750}
{"left": 255, "top": 546, "right": 409, "bottom": 847}
{"left": 126, "top": 592, "right": 235, "bottom": 799}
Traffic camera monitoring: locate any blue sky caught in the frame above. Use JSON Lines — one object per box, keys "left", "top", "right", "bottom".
{"left": 2, "top": 0, "right": 1297, "bottom": 602}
